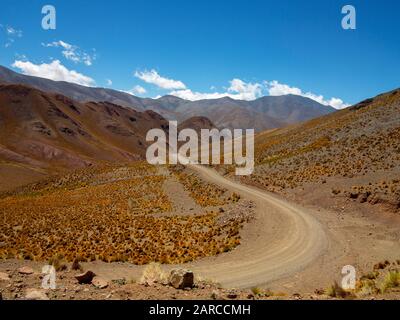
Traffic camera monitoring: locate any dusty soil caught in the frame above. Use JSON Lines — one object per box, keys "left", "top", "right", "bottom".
{"left": 1, "top": 258, "right": 399, "bottom": 300}
{"left": 0, "top": 162, "right": 47, "bottom": 192}
{"left": 1, "top": 162, "right": 399, "bottom": 300}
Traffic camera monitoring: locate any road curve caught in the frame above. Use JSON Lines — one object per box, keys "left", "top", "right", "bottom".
{"left": 184, "top": 164, "right": 328, "bottom": 289}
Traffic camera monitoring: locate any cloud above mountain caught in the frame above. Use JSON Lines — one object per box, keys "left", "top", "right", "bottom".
{"left": 134, "top": 69, "right": 349, "bottom": 109}
{"left": 265, "top": 80, "right": 350, "bottom": 109}
{"left": 134, "top": 69, "right": 186, "bottom": 90}
{"left": 12, "top": 60, "right": 95, "bottom": 86}
{"left": 42, "top": 40, "right": 96, "bottom": 66}
{"left": 125, "top": 85, "right": 147, "bottom": 95}
{"left": 9, "top": 59, "right": 349, "bottom": 109}
{"left": 169, "top": 79, "right": 263, "bottom": 101}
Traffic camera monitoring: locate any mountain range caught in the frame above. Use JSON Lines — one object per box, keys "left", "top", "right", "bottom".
{"left": 0, "top": 83, "right": 169, "bottom": 188}
{"left": 0, "top": 65, "right": 335, "bottom": 132}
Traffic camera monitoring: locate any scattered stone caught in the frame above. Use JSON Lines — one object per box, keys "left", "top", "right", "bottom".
{"left": 227, "top": 290, "right": 238, "bottom": 299}
{"left": 92, "top": 277, "right": 109, "bottom": 289}
{"left": 247, "top": 293, "right": 254, "bottom": 299}
{"left": 25, "top": 288, "right": 49, "bottom": 300}
{"left": 0, "top": 272, "right": 10, "bottom": 282}
{"left": 169, "top": 269, "right": 194, "bottom": 289}
{"left": 349, "top": 192, "right": 359, "bottom": 199}
{"left": 71, "top": 259, "right": 83, "bottom": 271}
{"left": 18, "top": 266, "right": 34, "bottom": 275}
{"left": 293, "top": 293, "right": 302, "bottom": 300}
{"left": 314, "top": 288, "right": 325, "bottom": 295}
{"left": 112, "top": 278, "right": 127, "bottom": 286}
{"left": 358, "top": 193, "right": 369, "bottom": 203}
{"left": 75, "top": 271, "right": 96, "bottom": 284}
{"left": 211, "top": 290, "right": 223, "bottom": 300}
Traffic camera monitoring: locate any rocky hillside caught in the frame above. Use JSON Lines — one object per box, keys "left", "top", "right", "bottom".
{"left": 0, "top": 84, "right": 170, "bottom": 188}
{"left": 241, "top": 88, "right": 400, "bottom": 212}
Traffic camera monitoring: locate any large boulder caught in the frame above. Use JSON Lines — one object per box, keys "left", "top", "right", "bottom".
{"left": 75, "top": 271, "right": 96, "bottom": 284}
{"left": 169, "top": 269, "right": 194, "bottom": 289}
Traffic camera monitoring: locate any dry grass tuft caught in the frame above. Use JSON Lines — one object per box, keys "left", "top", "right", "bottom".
{"left": 48, "top": 253, "right": 68, "bottom": 272}
{"left": 325, "top": 281, "right": 351, "bottom": 298}
{"left": 380, "top": 270, "right": 400, "bottom": 293}
{"left": 139, "top": 262, "right": 168, "bottom": 286}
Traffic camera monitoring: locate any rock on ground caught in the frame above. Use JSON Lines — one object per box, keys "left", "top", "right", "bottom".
{"left": 169, "top": 269, "right": 194, "bottom": 289}
{"left": 25, "top": 288, "right": 49, "bottom": 300}
{"left": 18, "top": 267, "right": 34, "bottom": 275}
{"left": 92, "top": 277, "right": 108, "bottom": 289}
{"left": 0, "top": 272, "right": 10, "bottom": 281}
{"left": 75, "top": 271, "right": 96, "bottom": 284}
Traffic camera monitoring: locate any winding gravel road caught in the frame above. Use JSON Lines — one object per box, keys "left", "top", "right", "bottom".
{"left": 89, "top": 162, "right": 329, "bottom": 290}
{"left": 185, "top": 164, "right": 328, "bottom": 289}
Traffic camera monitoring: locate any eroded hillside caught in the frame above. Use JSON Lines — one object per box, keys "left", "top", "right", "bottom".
{"left": 239, "top": 89, "right": 400, "bottom": 212}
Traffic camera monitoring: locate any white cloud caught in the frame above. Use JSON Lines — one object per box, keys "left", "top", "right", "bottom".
{"left": 133, "top": 67, "right": 349, "bottom": 108}
{"left": 6, "top": 26, "right": 22, "bottom": 37}
{"left": 228, "top": 79, "right": 263, "bottom": 100}
{"left": 135, "top": 69, "right": 186, "bottom": 90}
{"left": 132, "top": 85, "right": 147, "bottom": 94}
{"left": 123, "top": 85, "right": 147, "bottom": 96}
{"left": 265, "top": 80, "right": 350, "bottom": 109}
{"left": 169, "top": 78, "right": 263, "bottom": 101}
{"left": 327, "top": 97, "right": 349, "bottom": 110}
{"left": 12, "top": 60, "right": 96, "bottom": 87}
{"left": 106, "top": 79, "right": 113, "bottom": 86}
{"left": 126, "top": 85, "right": 147, "bottom": 95}
{"left": 1, "top": 24, "right": 22, "bottom": 48}
{"left": 168, "top": 89, "right": 230, "bottom": 100}
{"left": 43, "top": 41, "right": 96, "bottom": 66}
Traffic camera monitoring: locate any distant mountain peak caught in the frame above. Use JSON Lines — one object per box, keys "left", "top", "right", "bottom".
{"left": 0, "top": 64, "right": 336, "bottom": 132}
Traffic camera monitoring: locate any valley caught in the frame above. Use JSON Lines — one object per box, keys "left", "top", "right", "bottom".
{"left": 0, "top": 69, "right": 399, "bottom": 300}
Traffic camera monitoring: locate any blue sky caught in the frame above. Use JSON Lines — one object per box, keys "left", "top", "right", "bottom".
{"left": 0, "top": 0, "right": 399, "bottom": 108}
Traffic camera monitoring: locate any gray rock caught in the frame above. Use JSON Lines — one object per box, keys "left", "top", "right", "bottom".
{"left": 169, "top": 269, "right": 194, "bottom": 289}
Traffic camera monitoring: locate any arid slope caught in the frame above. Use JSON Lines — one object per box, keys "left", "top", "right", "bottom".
{"left": 0, "top": 84, "right": 170, "bottom": 172}
{"left": 241, "top": 88, "right": 400, "bottom": 213}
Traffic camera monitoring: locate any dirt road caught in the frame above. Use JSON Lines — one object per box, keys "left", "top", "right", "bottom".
{"left": 86, "top": 164, "right": 329, "bottom": 289}
{"left": 182, "top": 164, "right": 328, "bottom": 289}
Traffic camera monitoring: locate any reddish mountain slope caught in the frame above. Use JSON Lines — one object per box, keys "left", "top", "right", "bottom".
{"left": 0, "top": 84, "right": 169, "bottom": 176}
